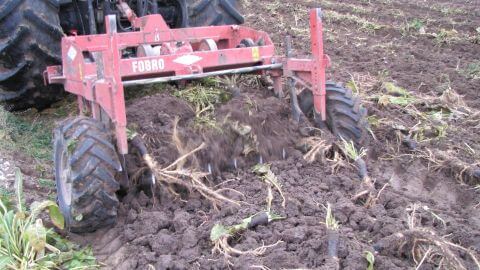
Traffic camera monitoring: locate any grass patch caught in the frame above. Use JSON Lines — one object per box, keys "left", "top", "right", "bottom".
{"left": 377, "top": 82, "right": 416, "bottom": 107}
{"left": 324, "top": 11, "right": 384, "bottom": 33}
{"left": 401, "top": 18, "right": 426, "bottom": 36}
{"left": 460, "top": 61, "right": 480, "bottom": 80}
{"left": 174, "top": 81, "right": 231, "bottom": 131}
{"left": 433, "top": 29, "right": 459, "bottom": 45}
{"left": 470, "top": 27, "right": 480, "bottom": 44}
{"left": 0, "top": 107, "right": 53, "bottom": 161}
{"left": 431, "top": 5, "right": 467, "bottom": 16}
{"left": 341, "top": 139, "right": 366, "bottom": 161}
{"left": 38, "top": 179, "right": 56, "bottom": 190}
{"left": 321, "top": 0, "right": 371, "bottom": 15}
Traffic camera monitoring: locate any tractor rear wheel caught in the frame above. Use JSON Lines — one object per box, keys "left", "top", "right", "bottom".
{"left": 54, "top": 117, "right": 122, "bottom": 233}
{"left": 187, "top": 0, "right": 244, "bottom": 26}
{"left": 0, "top": 0, "right": 63, "bottom": 111}
{"left": 298, "top": 82, "right": 369, "bottom": 146}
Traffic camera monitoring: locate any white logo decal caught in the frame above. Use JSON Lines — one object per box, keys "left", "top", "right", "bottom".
{"left": 173, "top": 55, "right": 202, "bottom": 66}
{"left": 132, "top": 59, "right": 165, "bottom": 73}
{"left": 67, "top": 46, "right": 77, "bottom": 60}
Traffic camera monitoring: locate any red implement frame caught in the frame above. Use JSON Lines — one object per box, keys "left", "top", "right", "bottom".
{"left": 45, "top": 8, "right": 330, "bottom": 154}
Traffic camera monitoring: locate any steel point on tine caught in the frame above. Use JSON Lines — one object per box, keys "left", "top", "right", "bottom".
{"left": 207, "top": 163, "right": 212, "bottom": 175}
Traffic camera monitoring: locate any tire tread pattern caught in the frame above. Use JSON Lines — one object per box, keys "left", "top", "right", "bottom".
{"left": 188, "top": 0, "right": 244, "bottom": 27}
{"left": 54, "top": 117, "right": 121, "bottom": 233}
{"left": 0, "top": 0, "right": 63, "bottom": 111}
{"left": 298, "top": 82, "right": 369, "bottom": 146}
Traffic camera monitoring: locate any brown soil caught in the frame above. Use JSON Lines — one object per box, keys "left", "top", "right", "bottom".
{"left": 69, "top": 0, "right": 480, "bottom": 269}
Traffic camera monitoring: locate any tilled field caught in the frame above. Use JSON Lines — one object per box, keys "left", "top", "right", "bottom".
{"left": 70, "top": 0, "right": 480, "bottom": 269}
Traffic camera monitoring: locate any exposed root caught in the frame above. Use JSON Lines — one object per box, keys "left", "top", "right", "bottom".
{"left": 439, "top": 87, "right": 468, "bottom": 110}
{"left": 213, "top": 237, "right": 283, "bottom": 267}
{"left": 130, "top": 120, "right": 243, "bottom": 208}
{"left": 417, "top": 148, "right": 480, "bottom": 185}
{"left": 171, "top": 117, "right": 193, "bottom": 170}
{"left": 301, "top": 136, "right": 333, "bottom": 163}
{"left": 149, "top": 143, "right": 241, "bottom": 207}
{"left": 210, "top": 211, "right": 284, "bottom": 265}
{"left": 352, "top": 175, "right": 389, "bottom": 208}
{"left": 375, "top": 204, "right": 480, "bottom": 269}
{"left": 327, "top": 149, "right": 349, "bottom": 174}
{"left": 377, "top": 228, "right": 479, "bottom": 270}
{"left": 212, "top": 237, "right": 282, "bottom": 262}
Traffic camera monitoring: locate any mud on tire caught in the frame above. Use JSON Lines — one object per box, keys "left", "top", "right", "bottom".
{"left": 54, "top": 117, "right": 122, "bottom": 233}
{"left": 0, "top": 0, "right": 64, "bottom": 111}
{"left": 299, "top": 82, "right": 369, "bottom": 146}
{"left": 187, "top": 0, "right": 244, "bottom": 26}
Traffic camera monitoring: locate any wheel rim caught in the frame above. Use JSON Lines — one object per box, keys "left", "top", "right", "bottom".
{"left": 57, "top": 144, "right": 72, "bottom": 207}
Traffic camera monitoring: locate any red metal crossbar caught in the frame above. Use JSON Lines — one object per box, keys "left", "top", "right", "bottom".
{"left": 45, "top": 8, "right": 330, "bottom": 154}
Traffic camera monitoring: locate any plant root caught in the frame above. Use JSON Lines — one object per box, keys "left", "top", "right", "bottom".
{"left": 130, "top": 122, "right": 242, "bottom": 208}
{"left": 417, "top": 148, "right": 480, "bottom": 185}
{"left": 374, "top": 228, "right": 479, "bottom": 270}
{"left": 352, "top": 175, "right": 389, "bottom": 208}
{"left": 212, "top": 236, "right": 283, "bottom": 264}
{"left": 301, "top": 136, "right": 333, "bottom": 163}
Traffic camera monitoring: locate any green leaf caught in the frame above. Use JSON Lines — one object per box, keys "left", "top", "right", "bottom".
{"left": 0, "top": 255, "right": 14, "bottom": 269}
{"left": 388, "top": 96, "right": 416, "bottom": 106}
{"left": 346, "top": 80, "right": 359, "bottom": 94}
{"left": 24, "top": 219, "right": 47, "bottom": 252}
{"left": 60, "top": 248, "right": 98, "bottom": 269}
{"left": 47, "top": 231, "right": 75, "bottom": 252}
{"left": 383, "top": 82, "right": 407, "bottom": 96}
{"left": 267, "top": 211, "right": 286, "bottom": 222}
{"left": 14, "top": 168, "right": 24, "bottom": 213}
{"left": 30, "top": 200, "right": 57, "bottom": 221}
{"left": 210, "top": 224, "right": 230, "bottom": 241}
{"left": 252, "top": 163, "right": 270, "bottom": 175}
{"left": 48, "top": 205, "right": 65, "bottom": 230}
{"left": 364, "top": 251, "right": 375, "bottom": 270}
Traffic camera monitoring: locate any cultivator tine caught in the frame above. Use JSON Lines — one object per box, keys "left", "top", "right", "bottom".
{"left": 208, "top": 163, "right": 212, "bottom": 175}
{"left": 119, "top": 155, "right": 130, "bottom": 189}
{"left": 282, "top": 148, "right": 286, "bottom": 160}
{"left": 285, "top": 36, "right": 305, "bottom": 122}
{"left": 288, "top": 77, "right": 304, "bottom": 122}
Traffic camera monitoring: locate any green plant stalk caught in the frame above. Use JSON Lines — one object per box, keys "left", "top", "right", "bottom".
{"left": 252, "top": 164, "right": 286, "bottom": 207}
{"left": 364, "top": 251, "right": 375, "bottom": 270}
{"left": 210, "top": 211, "right": 285, "bottom": 242}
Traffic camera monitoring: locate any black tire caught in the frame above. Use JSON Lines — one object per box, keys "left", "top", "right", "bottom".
{"left": 299, "top": 82, "right": 369, "bottom": 146}
{"left": 0, "top": 0, "right": 63, "bottom": 111}
{"left": 187, "top": 0, "right": 244, "bottom": 27}
{"left": 54, "top": 117, "right": 122, "bottom": 233}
